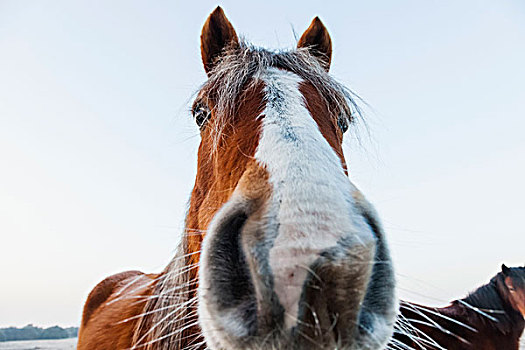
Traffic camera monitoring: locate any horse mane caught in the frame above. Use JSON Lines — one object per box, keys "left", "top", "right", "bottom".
{"left": 457, "top": 272, "right": 518, "bottom": 335}
{"left": 130, "top": 238, "right": 200, "bottom": 350}
{"left": 198, "top": 41, "right": 363, "bottom": 147}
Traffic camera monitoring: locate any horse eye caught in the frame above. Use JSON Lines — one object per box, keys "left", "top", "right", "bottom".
{"left": 192, "top": 103, "right": 211, "bottom": 129}
{"left": 338, "top": 113, "right": 349, "bottom": 134}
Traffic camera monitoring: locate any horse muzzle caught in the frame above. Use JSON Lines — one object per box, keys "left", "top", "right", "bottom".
{"left": 198, "top": 180, "right": 397, "bottom": 350}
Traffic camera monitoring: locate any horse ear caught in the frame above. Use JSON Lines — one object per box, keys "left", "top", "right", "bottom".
{"left": 200, "top": 6, "right": 239, "bottom": 75}
{"left": 297, "top": 17, "right": 332, "bottom": 71}
{"left": 502, "top": 264, "right": 510, "bottom": 275}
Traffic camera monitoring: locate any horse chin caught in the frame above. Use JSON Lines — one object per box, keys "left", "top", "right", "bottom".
{"left": 197, "top": 193, "right": 397, "bottom": 350}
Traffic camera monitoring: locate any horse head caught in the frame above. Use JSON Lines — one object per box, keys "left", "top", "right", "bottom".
{"left": 501, "top": 264, "right": 525, "bottom": 318}
{"left": 186, "top": 7, "right": 397, "bottom": 349}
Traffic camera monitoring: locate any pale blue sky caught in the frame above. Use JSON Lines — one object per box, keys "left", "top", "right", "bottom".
{"left": 1, "top": 0, "right": 524, "bottom": 328}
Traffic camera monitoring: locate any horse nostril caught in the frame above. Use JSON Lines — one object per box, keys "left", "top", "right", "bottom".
{"left": 203, "top": 210, "right": 258, "bottom": 336}
{"left": 207, "top": 211, "right": 251, "bottom": 306}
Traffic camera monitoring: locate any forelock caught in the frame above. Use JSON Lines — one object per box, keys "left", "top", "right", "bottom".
{"left": 198, "top": 41, "right": 362, "bottom": 133}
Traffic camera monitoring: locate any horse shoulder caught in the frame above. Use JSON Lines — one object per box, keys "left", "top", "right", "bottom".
{"left": 78, "top": 270, "right": 158, "bottom": 350}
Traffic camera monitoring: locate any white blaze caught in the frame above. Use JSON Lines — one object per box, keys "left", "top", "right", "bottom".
{"left": 254, "top": 67, "right": 374, "bottom": 330}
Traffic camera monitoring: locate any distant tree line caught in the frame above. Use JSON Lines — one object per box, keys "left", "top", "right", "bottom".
{"left": 0, "top": 324, "right": 78, "bottom": 342}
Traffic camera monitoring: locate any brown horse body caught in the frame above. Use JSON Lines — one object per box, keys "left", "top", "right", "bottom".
{"left": 390, "top": 265, "right": 525, "bottom": 350}
{"left": 78, "top": 7, "right": 397, "bottom": 350}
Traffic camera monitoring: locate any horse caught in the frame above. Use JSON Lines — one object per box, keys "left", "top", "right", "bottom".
{"left": 389, "top": 264, "right": 525, "bottom": 350}
{"left": 77, "top": 7, "right": 397, "bottom": 350}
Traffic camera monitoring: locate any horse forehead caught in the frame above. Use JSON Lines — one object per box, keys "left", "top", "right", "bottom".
{"left": 264, "top": 69, "right": 345, "bottom": 165}
{"left": 255, "top": 69, "right": 337, "bottom": 131}
{"left": 231, "top": 68, "right": 345, "bottom": 170}
{"left": 505, "top": 274, "right": 525, "bottom": 290}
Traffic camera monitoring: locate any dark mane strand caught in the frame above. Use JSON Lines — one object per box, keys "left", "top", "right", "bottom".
{"left": 458, "top": 272, "right": 517, "bottom": 334}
